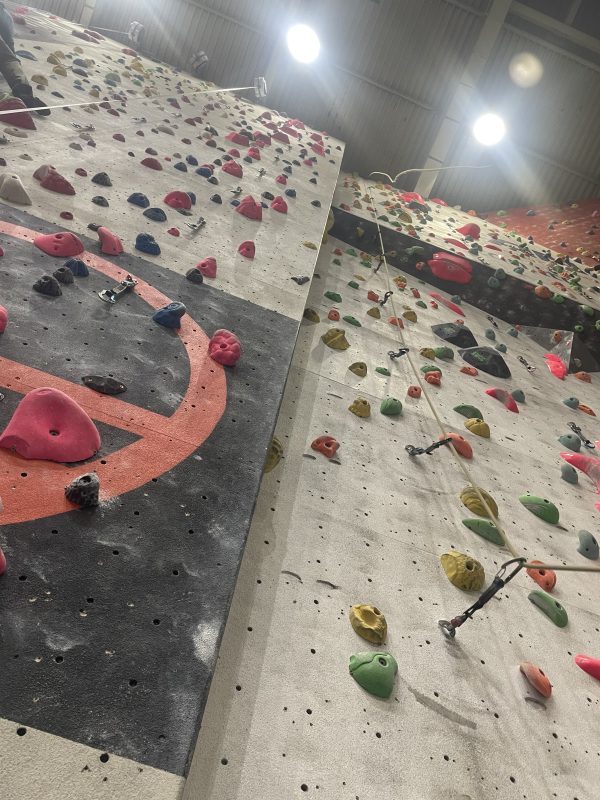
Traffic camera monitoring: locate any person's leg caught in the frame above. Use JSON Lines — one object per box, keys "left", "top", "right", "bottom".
{"left": 0, "top": 34, "right": 50, "bottom": 115}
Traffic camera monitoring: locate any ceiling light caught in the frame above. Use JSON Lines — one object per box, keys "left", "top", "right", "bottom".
{"left": 286, "top": 24, "right": 320, "bottom": 63}
{"left": 472, "top": 113, "right": 506, "bottom": 146}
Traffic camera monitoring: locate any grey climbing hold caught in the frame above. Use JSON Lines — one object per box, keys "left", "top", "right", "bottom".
{"left": 65, "top": 472, "right": 100, "bottom": 508}
{"left": 53, "top": 266, "right": 74, "bottom": 285}
{"left": 577, "top": 530, "right": 599, "bottom": 560}
{"left": 33, "top": 275, "right": 62, "bottom": 296}
{"left": 558, "top": 433, "right": 581, "bottom": 452}
{"left": 560, "top": 463, "right": 578, "bottom": 484}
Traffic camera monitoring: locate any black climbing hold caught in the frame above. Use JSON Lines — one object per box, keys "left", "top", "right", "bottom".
{"left": 128, "top": 192, "right": 149, "bottom": 208}
{"left": 186, "top": 267, "right": 204, "bottom": 284}
{"left": 283, "top": 166, "right": 292, "bottom": 174}
{"left": 92, "top": 171, "right": 112, "bottom": 186}
{"left": 311, "top": 200, "right": 321, "bottom": 207}
{"left": 261, "top": 191, "right": 274, "bottom": 201}
{"left": 65, "top": 472, "right": 100, "bottom": 508}
{"left": 143, "top": 207, "right": 167, "bottom": 222}
{"left": 431, "top": 323, "right": 478, "bottom": 348}
{"left": 459, "top": 346, "right": 511, "bottom": 378}
{"left": 92, "top": 195, "right": 109, "bottom": 206}
{"left": 210, "top": 194, "right": 222, "bottom": 203}
{"left": 53, "top": 266, "right": 74, "bottom": 285}
{"left": 65, "top": 258, "right": 89, "bottom": 277}
{"left": 309, "top": 178, "right": 317, "bottom": 184}
{"left": 145, "top": 147, "right": 158, "bottom": 156}
{"left": 186, "top": 155, "right": 198, "bottom": 166}
{"left": 213, "top": 158, "right": 222, "bottom": 166}
{"left": 207, "top": 176, "right": 218, "bottom": 185}
{"left": 174, "top": 162, "right": 188, "bottom": 172}
{"left": 82, "top": 375, "right": 127, "bottom": 395}
{"left": 33, "top": 275, "right": 62, "bottom": 297}
{"left": 187, "top": 192, "right": 196, "bottom": 205}
{"left": 292, "top": 276, "right": 309, "bottom": 285}
{"left": 87, "top": 223, "right": 100, "bottom": 232}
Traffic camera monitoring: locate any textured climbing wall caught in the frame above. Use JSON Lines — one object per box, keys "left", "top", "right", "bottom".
{"left": 186, "top": 183, "right": 600, "bottom": 798}
{"left": 0, "top": 8, "right": 343, "bottom": 799}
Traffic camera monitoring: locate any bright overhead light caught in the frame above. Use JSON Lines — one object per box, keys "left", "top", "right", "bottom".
{"left": 509, "top": 52, "right": 543, "bottom": 88}
{"left": 472, "top": 113, "right": 506, "bottom": 146}
{"left": 286, "top": 24, "right": 320, "bottom": 63}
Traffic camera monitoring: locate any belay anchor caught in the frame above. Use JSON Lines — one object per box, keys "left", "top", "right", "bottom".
{"left": 405, "top": 437, "right": 451, "bottom": 457}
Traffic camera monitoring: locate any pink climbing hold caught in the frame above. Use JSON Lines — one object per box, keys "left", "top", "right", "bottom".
{"left": 0, "top": 387, "right": 101, "bottom": 462}
{"left": 227, "top": 148, "right": 240, "bottom": 158}
{"left": 270, "top": 196, "right": 288, "bottom": 214}
{"left": 428, "top": 253, "right": 472, "bottom": 284}
{"left": 33, "top": 164, "right": 56, "bottom": 182}
{"left": 575, "top": 654, "right": 600, "bottom": 681}
{"left": 196, "top": 257, "right": 217, "bottom": 278}
{"left": 167, "top": 227, "right": 180, "bottom": 237}
{"left": 0, "top": 97, "right": 35, "bottom": 130}
{"left": 544, "top": 354, "right": 567, "bottom": 380}
{"left": 400, "top": 191, "right": 424, "bottom": 204}
{"left": 97, "top": 226, "right": 124, "bottom": 256}
{"left": 275, "top": 174, "right": 287, "bottom": 185}
{"left": 247, "top": 147, "right": 261, "bottom": 160}
{"left": 485, "top": 388, "right": 519, "bottom": 413}
{"left": 208, "top": 329, "right": 242, "bottom": 367}
{"left": 0, "top": 545, "right": 5, "bottom": 576}
{"left": 236, "top": 195, "right": 262, "bottom": 221}
{"left": 457, "top": 222, "right": 480, "bottom": 239}
{"left": 225, "top": 131, "right": 249, "bottom": 146}
{"left": 560, "top": 452, "right": 600, "bottom": 493}
{"left": 40, "top": 170, "right": 76, "bottom": 195}
{"left": 238, "top": 240, "right": 255, "bottom": 259}
{"left": 429, "top": 292, "right": 465, "bottom": 317}
{"left": 34, "top": 231, "right": 85, "bottom": 258}
{"left": 222, "top": 160, "right": 243, "bottom": 178}
{"left": 164, "top": 190, "right": 192, "bottom": 210}
{"left": 141, "top": 157, "right": 163, "bottom": 171}
{"left": 0, "top": 305, "right": 7, "bottom": 332}
{"left": 444, "top": 238, "right": 469, "bottom": 250}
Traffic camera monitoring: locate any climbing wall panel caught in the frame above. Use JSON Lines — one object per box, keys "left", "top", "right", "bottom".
{"left": 188, "top": 232, "right": 600, "bottom": 800}
{"left": 0, "top": 9, "right": 343, "bottom": 798}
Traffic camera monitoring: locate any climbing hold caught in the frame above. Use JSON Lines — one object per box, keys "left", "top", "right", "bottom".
{"left": 349, "top": 651, "right": 397, "bottom": 698}
{"left": 526, "top": 561, "right": 556, "bottom": 592}
{"left": 421, "top": 364, "right": 442, "bottom": 375}
{"left": 65, "top": 472, "right": 100, "bottom": 508}
{"left": 495, "top": 343, "right": 507, "bottom": 353}
{"left": 506, "top": 327, "right": 519, "bottom": 337}
{"left": 0, "top": 387, "right": 100, "bottom": 462}
{"left": 380, "top": 398, "right": 402, "bottom": 416}
{"left": 97, "top": 227, "right": 124, "bottom": 256}
{"left": 484, "top": 328, "right": 496, "bottom": 340}
{"left": 342, "top": 315, "right": 361, "bottom": 327}
{"left": 459, "top": 347, "right": 510, "bottom": 378}
{"left": 0, "top": 173, "right": 31, "bottom": 204}
{"left": 402, "top": 309, "right": 417, "bottom": 323}
{"left": 563, "top": 397, "right": 579, "bottom": 409}
{"left": 420, "top": 348, "right": 436, "bottom": 360}
{"left": 128, "top": 192, "right": 150, "bottom": 208}
{"left": 349, "top": 605, "right": 387, "bottom": 645}
{"left": 560, "top": 463, "right": 578, "bottom": 484}
{"left": 143, "top": 207, "right": 167, "bottom": 222}
{"left": 575, "top": 371, "right": 591, "bottom": 383}
{"left": 321, "top": 329, "right": 349, "bottom": 350}
{"left": 65, "top": 258, "right": 89, "bottom": 277}
{"left": 347, "top": 281, "right": 360, "bottom": 289}
{"left": 238, "top": 240, "right": 255, "bottom": 259}
{"left": 135, "top": 233, "right": 160, "bottom": 255}
{"left": 349, "top": 398, "right": 371, "bottom": 418}
{"left": 528, "top": 590, "right": 568, "bottom": 627}
{"left": 222, "top": 160, "right": 243, "bottom": 177}
{"left": 460, "top": 486, "right": 498, "bottom": 518}
{"left": 264, "top": 437, "right": 283, "bottom": 473}
{"left": 425, "top": 372, "right": 441, "bottom": 386}
{"left": 303, "top": 241, "right": 317, "bottom": 250}
{"left": 519, "top": 494, "right": 559, "bottom": 524}
{"left": 208, "top": 329, "right": 242, "bottom": 366}
{"left": 428, "top": 252, "right": 472, "bottom": 283}
{"left": 454, "top": 404, "right": 483, "bottom": 419}
{"left": 578, "top": 404, "right": 596, "bottom": 416}
{"left": 303, "top": 308, "right": 320, "bottom": 323}
{"left": 0, "top": 305, "right": 7, "bottom": 333}
{"left": 327, "top": 309, "right": 340, "bottom": 321}
{"left": 519, "top": 663, "right": 552, "bottom": 698}
{"left": 0, "top": 97, "right": 35, "bottom": 130}
{"left": 434, "top": 346, "right": 454, "bottom": 360}
{"left": 442, "top": 433, "right": 472, "bottom": 459}
{"left": 485, "top": 388, "right": 519, "bottom": 413}
{"left": 311, "top": 435, "right": 339, "bottom": 459}
{"left": 164, "top": 190, "right": 192, "bottom": 210}
{"left": 236, "top": 195, "right": 262, "bottom": 221}
{"left": 407, "top": 386, "right": 421, "bottom": 399}
{"left": 462, "top": 518, "right": 504, "bottom": 546}
{"left": 440, "top": 551, "right": 485, "bottom": 591}
{"left": 324, "top": 291, "right": 342, "bottom": 302}
{"left": 92, "top": 196, "right": 109, "bottom": 207}
{"left": 577, "top": 530, "right": 599, "bottom": 560}
{"left": 91, "top": 171, "right": 112, "bottom": 186}
{"left": 141, "top": 157, "right": 163, "bottom": 170}
{"left": 82, "top": 376, "right": 126, "bottom": 395}
{"left": 270, "top": 196, "right": 288, "bottom": 214}
{"left": 193, "top": 257, "right": 216, "bottom": 279}
{"left": 33, "top": 274, "right": 62, "bottom": 297}
{"left": 186, "top": 268, "right": 204, "bottom": 284}
{"left": 53, "top": 266, "right": 74, "bottom": 285}
{"left": 152, "top": 302, "right": 186, "bottom": 329}
{"left": 511, "top": 389, "right": 525, "bottom": 403}
{"left": 376, "top": 367, "right": 391, "bottom": 376}
{"left": 34, "top": 231, "right": 84, "bottom": 258}
{"left": 38, "top": 169, "right": 75, "bottom": 195}
{"left": 464, "top": 418, "right": 490, "bottom": 438}
{"left": 349, "top": 362, "right": 367, "bottom": 377}
{"left": 558, "top": 433, "right": 581, "bottom": 452}
{"left": 574, "top": 655, "right": 600, "bottom": 682}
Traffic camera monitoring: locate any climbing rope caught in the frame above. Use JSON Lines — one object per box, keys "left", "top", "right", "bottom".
{"left": 358, "top": 176, "right": 600, "bottom": 575}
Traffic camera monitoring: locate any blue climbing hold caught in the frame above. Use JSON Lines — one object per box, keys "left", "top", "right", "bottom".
{"left": 186, "top": 155, "right": 198, "bottom": 166}
{"left": 174, "top": 162, "right": 188, "bottom": 172}
{"left": 196, "top": 166, "right": 213, "bottom": 178}
{"left": 143, "top": 207, "right": 167, "bottom": 222}
{"left": 152, "top": 301, "right": 186, "bottom": 329}
{"left": 231, "top": 199, "right": 240, "bottom": 207}
{"left": 285, "top": 188, "right": 297, "bottom": 198}
{"left": 187, "top": 192, "right": 196, "bottom": 205}
{"left": 16, "top": 50, "right": 36, "bottom": 61}
{"left": 128, "top": 192, "right": 150, "bottom": 208}
{"left": 65, "top": 258, "right": 89, "bottom": 277}
{"left": 73, "top": 58, "right": 88, "bottom": 67}
{"left": 72, "top": 67, "right": 88, "bottom": 77}
{"left": 135, "top": 233, "right": 161, "bottom": 256}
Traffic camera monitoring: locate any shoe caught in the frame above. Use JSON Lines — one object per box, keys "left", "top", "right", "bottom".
{"left": 11, "top": 85, "right": 50, "bottom": 116}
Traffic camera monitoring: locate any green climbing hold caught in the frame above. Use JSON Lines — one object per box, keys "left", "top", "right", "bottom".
{"left": 406, "top": 245, "right": 425, "bottom": 257}
{"left": 506, "top": 327, "right": 518, "bottom": 337}
{"left": 376, "top": 367, "right": 391, "bottom": 376}
{"left": 485, "top": 328, "right": 496, "bottom": 340}
{"left": 349, "top": 651, "right": 398, "bottom": 698}
{"left": 595, "top": 320, "right": 600, "bottom": 332}
{"left": 519, "top": 494, "right": 559, "bottom": 525}
{"left": 346, "top": 248, "right": 357, "bottom": 256}
{"left": 347, "top": 281, "right": 359, "bottom": 289}
{"left": 487, "top": 277, "right": 500, "bottom": 289}
{"left": 560, "top": 463, "right": 578, "bottom": 484}
{"left": 420, "top": 364, "right": 441, "bottom": 374}
{"left": 511, "top": 389, "right": 525, "bottom": 403}
{"left": 582, "top": 305, "right": 594, "bottom": 317}
{"left": 563, "top": 396, "right": 579, "bottom": 409}
{"left": 528, "top": 590, "right": 568, "bottom": 627}
{"left": 303, "top": 308, "right": 320, "bottom": 323}
{"left": 434, "top": 346, "right": 454, "bottom": 360}
{"left": 577, "top": 530, "right": 599, "bottom": 560}
{"left": 343, "top": 315, "right": 361, "bottom": 327}
{"left": 324, "top": 291, "right": 342, "bottom": 303}
{"left": 360, "top": 260, "right": 372, "bottom": 269}
{"left": 380, "top": 397, "right": 402, "bottom": 416}
{"left": 574, "top": 324, "right": 584, "bottom": 333}
{"left": 513, "top": 266, "right": 524, "bottom": 274}
{"left": 378, "top": 214, "right": 389, "bottom": 222}
{"left": 416, "top": 300, "right": 427, "bottom": 309}
{"left": 450, "top": 295, "right": 462, "bottom": 304}
{"left": 552, "top": 293, "right": 565, "bottom": 304}
{"left": 495, "top": 343, "right": 507, "bottom": 353}
{"left": 495, "top": 268, "right": 506, "bottom": 280}
{"left": 558, "top": 433, "right": 581, "bottom": 452}
{"left": 454, "top": 404, "right": 483, "bottom": 419}
{"left": 349, "top": 362, "right": 367, "bottom": 377}
{"left": 264, "top": 437, "right": 284, "bottom": 473}
{"left": 462, "top": 518, "right": 504, "bottom": 546}
{"left": 332, "top": 258, "right": 342, "bottom": 266}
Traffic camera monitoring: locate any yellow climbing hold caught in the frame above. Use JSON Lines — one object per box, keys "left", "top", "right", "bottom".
{"left": 460, "top": 486, "right": 498, "bottom": 518}
{"left": 402, "top": 309, "right": 417, "bottom": 323}
{"left": 31, "top": 74, "right": 48, "bottom": 87}
{"left": 419, "top": 347, "right": 436, "bottom": 360}
{"left": 367, "top": 307, "right": 381, "bottom": 319}
{"left": 47, "top": 53, "right": 62, "bottom": 65}
{"left": 349, "top": 362, "right": 367, "bottom": 377}
{"left": 440, "top": 552, "right": 485, "bottom": 591}
{"left": 53, "top": 65, "right": 67, "bottom": 76}
{"left": 349, "top": 604, "right": 387, "bottom": 644}
{"left": 264, "top": 437, "right": 283, "bottom": 473}
{"left": 464, "top": 418, "right": 490, "bottom": 438}
{"left": 303, "top": 241, "right": 318, "bottom": 250}
{"left": 321, "top": 328, "right": 350, "bottom": 350}
{"left": 349, "top": 398, "right": 371, "bottom": 418}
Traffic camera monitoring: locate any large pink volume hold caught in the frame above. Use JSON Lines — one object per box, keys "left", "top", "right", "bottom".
{"left": 0, "top": 387, "right": 101, "bottom": 462}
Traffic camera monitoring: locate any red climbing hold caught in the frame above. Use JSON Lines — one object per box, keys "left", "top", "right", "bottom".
{"left": 428, "top": 253, "right": 472, "bottom": 284}
{"left": 388, "top": 317, "right": 404, "bottom": 328}
{"left": 400, "top": 192, "right": 424, "bottom": 204}
{"left": 60, "top": 211, "right": 73, "bottom": 220}
{"left": 227, "top": 148, "right": 240, "bottom": 158}
{"left": 196, "top": 257, "right": 217, "bottom": 278}
{"left": 526, "top": 561, "right": 556, "bottom": 592}
{"left": 272, "top": 130, "right": 290, "bottom": 144}
{"left": 270, "top": 196, "right": 288, "bottom": 214}
{"left": 141, "top": 157, "right": 163, "bottom": 171}
{"left": 247, "top": 147, "right": 261, "bottom": 160}
{"left": 519, "top": 662, "right": 552, "bottom": 698}
{"left": 164, "top": 190, "right": 192, "bottom": 210}
{"left": 238, "top": 240, "right": 255, "bottom": 259}
{"left": 429, "top": 292, "right": 464, "bottom": 316}
{"left": 485, "top": 388, "right": 519, "bottom": 413}
{"left": 236, "top": 195, "right": 262, "bottom": 221}
{"left": 407, "top": 386, "right": 421, "bottom": 398}
{"left": 444, "top": 238, "right": 469, "bottom": 250}
{"left": 0, "top": 545, "right": 5, "bottom": 576}
{"left": 560, "top": 452, "right": 600, "bottom": 492}
{"left": 225, "top": 131, "right": 249, "bottom": 146}
{"left": 0, "top": 97, "right": 35, "bottom": 130}
{"left": 222, "top": 160, "right": 243, "bottom": 178}
{"left": 575, "top": 654, "right": 600, "bottom": 682}
{"left": 544, "top": 354, "right": 567, "bottom": 380}
{"left": 97, "top": 226, "right": 124, "bottom": 256}
{"left": 441, "top": 433, "right": 473, "bottom": 459}
{"left": 327, "top": 309, "right": 340, "bottom": 321}
{"left": 208, "top": 329, "right": 242, "bottom": 367}
{"left": 167, "top": 227, "right": 180, "bottom": 237}
{"left": 430, "top": 198, "right": 448, "bottom": 206}
{"left": 40, "top": 171, "right": 76, "bottom": 195}
{"left": 34, "top": 231, "right": 84, "bottom": 258}
{"left": 275, "top": 174, "right": 287, "bottom": 185}
{"left": 457, "top": 222, "right": 480, "bottom": 239}
{"left": 311, "top": 435, "right": 340, "bottom": 459}
{"left": 0, "top": 305, "right": 7, "bottom": 333}
{"left": 0, "top": 387, "right": 101, "bottom": 462}
{"left": 425, "top": 372, "right": 441, "bottom": 386}
{"left": 367, "top": 290, "right": 379, "bottom": 302}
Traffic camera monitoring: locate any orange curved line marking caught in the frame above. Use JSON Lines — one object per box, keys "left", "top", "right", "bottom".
{"left": 0, "top": 222, "right": 227, "bottom": 524}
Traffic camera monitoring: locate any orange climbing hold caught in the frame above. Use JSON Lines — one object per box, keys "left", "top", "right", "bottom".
{"left": 520, "top": 662, "right": 552, "bottom": 698}
{"left": 578, "top": 403, "right": 596, "bottom": 416}
{"left": 327, "top": 309, "right": 340, "bottom": 321}
{"left": 441, "top": 433, "right": 472, "bottom": 459}
{"left": 425, "top": 372, "right": 441, "bottom": 386}
{"left": 526, "top": 560, "right": 556, "bottom": 592}
{"left": 407, "top": 386, "right": 421, "bottom": 398}
{"left": 460, "top": 366, "right": 478, "bottom": 376}
{"left": 575, "top": 372, "right": 591, "bottom": 383}
{"left": 311, "top": 435, "right": 340, "bottom": 459}
{"left": 534, "top": 286, "right": 552, "bottom": 299}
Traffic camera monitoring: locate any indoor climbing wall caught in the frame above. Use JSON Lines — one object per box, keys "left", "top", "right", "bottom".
{"left": 187, "top": 182, "right": 600, "bottom": 799}
{"left": 0, "top": 8, "right": 343, "bottom": 799}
